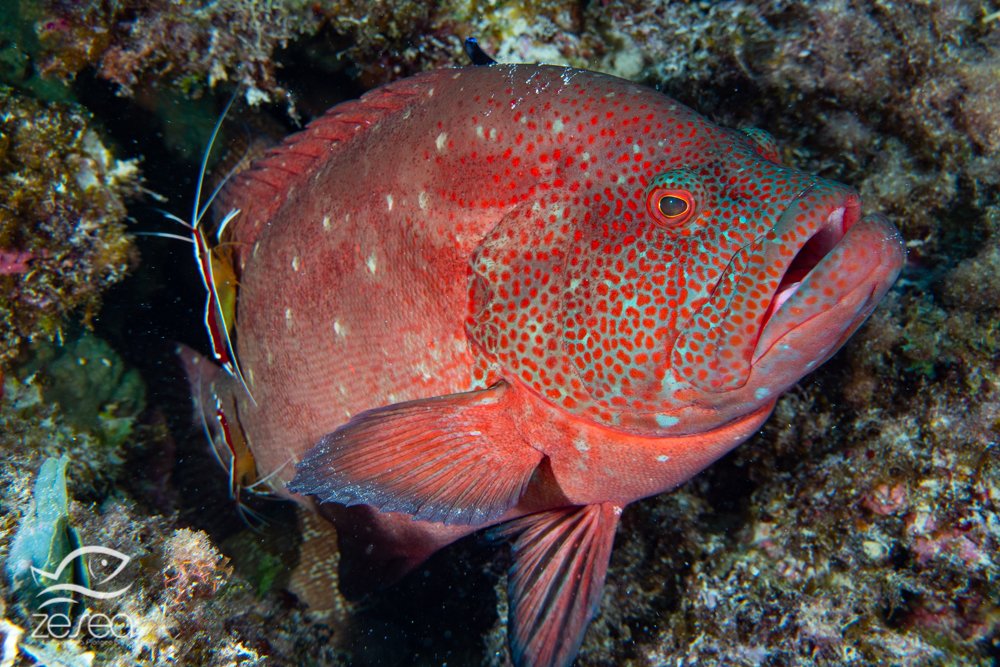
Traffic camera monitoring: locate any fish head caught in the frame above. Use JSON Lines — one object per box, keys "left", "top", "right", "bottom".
{"left": 646, "top": 130, "right": 906, "bottom": 433}
{"left": 468, "top": 97, "right": 904, "bottom": 436}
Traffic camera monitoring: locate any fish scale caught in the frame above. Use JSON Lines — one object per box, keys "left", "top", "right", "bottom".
{"left": 190, "top": 62, "right": 906, "bottom": 667}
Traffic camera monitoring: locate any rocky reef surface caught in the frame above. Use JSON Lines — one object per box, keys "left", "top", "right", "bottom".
{"left": 0, "top": 1, "right": 996, "bottom": 665}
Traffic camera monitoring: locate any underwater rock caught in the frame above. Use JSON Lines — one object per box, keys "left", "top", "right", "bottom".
{"left": 33, "top": 0, "right": 586, "bottom": 104}
{"left": 0, "top": 331, "right": 145, "bottom": 498}
{"left": 0, "top": 85, "right": 139, "bottom": 370}
{"left": 19, "top": 330, "right": 146, "bottom": 442}
{"left": 37, "top": 0, "right": 322, "bottom": 107}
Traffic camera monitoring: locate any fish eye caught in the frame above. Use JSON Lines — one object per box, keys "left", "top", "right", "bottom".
{"left": 647, "top": 188, "right": 695, "bottom": 227}
{"left": 658, "top": 195, "right": 689, "bottom": 218}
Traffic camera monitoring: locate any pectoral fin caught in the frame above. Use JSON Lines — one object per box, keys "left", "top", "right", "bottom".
{"left": 290, "top": 382, "right": 542, "bottom": 526}
{"left": 495, "top": 503, "right": 621, "bottom": 667}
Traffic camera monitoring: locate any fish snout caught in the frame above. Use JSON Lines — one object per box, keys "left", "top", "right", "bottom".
{"left": 667, "top": 183, "right": 904, "bottom": 429}
{"left": 671, "top": 184, "right": 865, "bottom": 394}
{"left": 749, "top": 209, "right": 905, "bottom": 381}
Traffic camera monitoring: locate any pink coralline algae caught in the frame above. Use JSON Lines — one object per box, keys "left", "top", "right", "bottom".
{"left": 0, "top": 250, "right": 32, "bottom": 275}
{"left": 862, "top": 482, "right": 909, "bottom": 516}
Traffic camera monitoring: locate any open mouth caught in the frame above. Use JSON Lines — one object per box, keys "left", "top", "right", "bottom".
{"left": 761, "top": 198, "right": 861, "bottom": 326}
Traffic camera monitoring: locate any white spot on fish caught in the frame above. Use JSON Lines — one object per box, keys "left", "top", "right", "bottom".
{"left": 253, "top": 242, "right": 260, "bottom": 258}
{"left": 386, "top": 194, "right": 394, "bottom": 211}
{"left": 489, "top": 127, "right": 497, "bottom": 141}
{"left": 291, "top": 255, "right": 300, "bottom": 272}
{"left": 418, "top": 191, "right": 429, "bottom": 210}
{"left": 574, "top": 439, "right": 590, "bottom": 453}
{"left": 476, "top": 125, "right": 485, "bottom": 139}
{"left": 322, "top": 215, "right": 332, "bottom": 231}
{"left": 755, "top": 387, "right": 772, "bottom": 400}
{"left": 656, "top": 454, "right": 670, "bottom": 463}
{"left": 632, "top": 144, "right": 642, "bottom": 154}
{"left": 266, "top": 349, "right": 273, "bottom": 365}
{"left": 285, "top": 308, "right": 293, "bottom": 329}
{"left": 656, "top": 414, "right": 680, "bottom": 428}
{"left": 552, "top": 118, "right": 564, "bottom": 134}
{"left": 366, "top": 252, "right": 378, "bottom": 275}
{"left": 333, "top": 319, "right": 346, "bottom": 337}
{"left": 436, "top": 132, "right": 448, "bottom": 152}
{"left": 428, "top": 87, "right": 435, "bottom": 96}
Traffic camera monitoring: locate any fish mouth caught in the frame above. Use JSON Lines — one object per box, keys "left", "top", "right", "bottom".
{"left": 759, "top": 197, "right": 861, "bottom": 331}
{"left": 752, "top": 199, "right": 904, "bottom": 367}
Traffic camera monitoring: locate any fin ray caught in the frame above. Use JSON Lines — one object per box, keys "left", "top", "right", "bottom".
{"left": 290, "top": 382, "right": 542, "bottom": 526}
{"left": 497, "top": 503, "right": 621, "bottom": 667}
{"left": 218, "top": 70, "right": 450, "bottom": 246}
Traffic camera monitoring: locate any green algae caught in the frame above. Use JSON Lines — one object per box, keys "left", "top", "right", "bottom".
{"left": 19, "top": 330, "right": 146, "bottom": 444}
{"left": 0, "top": 330, "right": 145, "bottom": 501}
{"left": 5, "top": 456, "right": 83, "bottom": 617}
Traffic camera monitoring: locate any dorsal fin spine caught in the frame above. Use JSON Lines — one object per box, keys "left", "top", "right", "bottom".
{"left": 216, "top": 70, "right": 447, "bottom": 249}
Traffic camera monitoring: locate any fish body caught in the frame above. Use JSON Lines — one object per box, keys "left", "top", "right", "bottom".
{"left": 206, "top": 63, "right": 904, "bottom": 666}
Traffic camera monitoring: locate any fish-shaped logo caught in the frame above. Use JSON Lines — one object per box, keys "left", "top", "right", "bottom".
{"left": 32, "top": 546, "right": 132, "bottom": 608}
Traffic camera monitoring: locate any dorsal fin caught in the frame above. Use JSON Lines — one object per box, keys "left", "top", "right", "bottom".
{"left": 464, "top": 37, "right": 498, "bottom": 66}
{"left": 216, "top": 69, "right": 455, "bottom": 249}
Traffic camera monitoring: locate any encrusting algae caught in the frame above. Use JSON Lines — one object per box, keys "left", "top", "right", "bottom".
{"left": 0, "top": 1, "right": 997, "bottom": 665}
{"left": 0, "top": 85, "right": 139, "bottom": 371}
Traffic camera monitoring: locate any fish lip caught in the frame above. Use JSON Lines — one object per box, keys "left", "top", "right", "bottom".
{"left": 751, "top": 206, "right": 904, "bottom": 367}
{"left": 757, "top": 196, "right": 861, "bottom": 333}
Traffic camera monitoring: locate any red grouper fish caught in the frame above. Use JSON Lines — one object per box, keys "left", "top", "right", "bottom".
{"left": 196, "top": 60, "right": 904, "bottom": 666}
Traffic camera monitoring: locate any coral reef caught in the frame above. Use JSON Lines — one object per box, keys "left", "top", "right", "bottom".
{"left": 0, "top": 85, "right": 139, "bottom": 369}
{"left": 36, "top": 0, "right": 322, "bottom": 107}
{"left": 0, "top": 375, "right": 350, "bottom": 666}
{"left": 0, "top": 335, "right": 143, "bottom": 498}
{"left": 0, "top": 0, "right": 996, "bottom": 665}
{"left": 31, "top": 0, "right": 586, "bottom": 105}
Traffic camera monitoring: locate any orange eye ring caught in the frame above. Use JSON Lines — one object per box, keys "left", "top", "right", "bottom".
{"left": 648, "top": 188, "right": 695, "bottom": 227}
